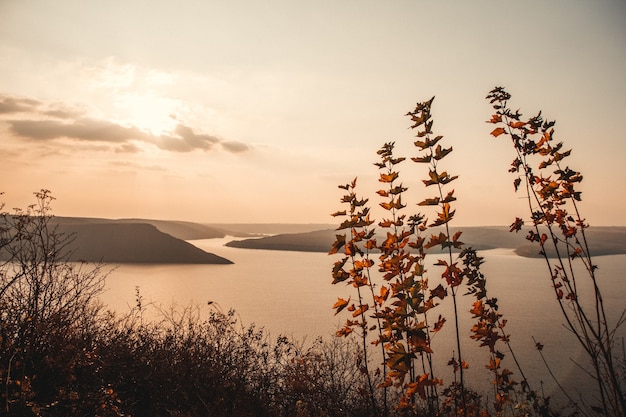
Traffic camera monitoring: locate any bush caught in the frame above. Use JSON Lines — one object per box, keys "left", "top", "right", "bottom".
{"left": 0, "top": 195, "right": 378, "bottom": 416}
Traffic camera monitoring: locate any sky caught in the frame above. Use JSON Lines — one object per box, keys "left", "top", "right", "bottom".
{"left": 0, "top": 0, "right": 624, "bottom": 226}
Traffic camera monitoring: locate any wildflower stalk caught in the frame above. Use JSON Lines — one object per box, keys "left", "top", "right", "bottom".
{"left": 407, "top": 97, "right": 468, "bottom": 415}
{"left": 487, "top": 86, "right": 625, "bottom": 416}
{"left": 330, "top": 178, "right": 380, "bottom": 414}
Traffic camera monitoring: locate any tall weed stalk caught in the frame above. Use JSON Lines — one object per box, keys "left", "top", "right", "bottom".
{"left": 486, "top": 86, "right": 625, "bottom": 416}
{"left": 330, "top": 97, "right": 530, "bottom": 416}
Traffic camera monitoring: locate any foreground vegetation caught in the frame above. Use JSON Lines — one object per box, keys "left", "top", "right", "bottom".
{"left": 0, "top": 88, "right": 624, "bottom": 416}
{"left": 0, "top": 191, "right": 390, "bottom": 417}
{"left": 328, "top": 88, "right": 625, "bottom": 416}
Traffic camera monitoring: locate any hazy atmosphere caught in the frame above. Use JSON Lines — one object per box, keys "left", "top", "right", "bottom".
{"left": 1, "top": 0, "right": 624, "bottom": 225}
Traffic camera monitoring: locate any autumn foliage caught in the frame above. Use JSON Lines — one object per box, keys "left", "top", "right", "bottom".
{"left": 330, "top": 90, "right": 625, "bottom": 416}
{"left": 487, "top": 87, "right": 625, "bottom": 416}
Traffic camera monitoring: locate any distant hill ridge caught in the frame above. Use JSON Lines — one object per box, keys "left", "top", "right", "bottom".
{"left": 59, "top": 222, "right": 232, "bottom": 264}
{"left": 41, "top": 218, "right": 338, "bottom": 264}
{"left": 52, "top": 217, "right": 229, "bottom": 240}
{"left": 1, "top": 217, "right": 233, "bottom": 264}
{"left": 6, "top": 217, "right": 623, "bottom": 263}
{"left": 226, "top": 226, "right": 626, "bottom": 257}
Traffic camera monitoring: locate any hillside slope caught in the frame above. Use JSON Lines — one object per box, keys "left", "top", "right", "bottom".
{"left": 226, "top": 226, "right": 626, "bottom": 257}
{"left": 52, "top": 217, "right": 227, "bottom": 240}
{"left": 226, "top": 229, "right": 333, "bottom": 252}
{"left": 60, "top": 223, "right": 232, "bottom": 264}
{"left": 225, "top": 227, "right": 518, "bottom": 253}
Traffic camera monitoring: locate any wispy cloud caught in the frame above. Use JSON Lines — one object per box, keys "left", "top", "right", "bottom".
{"left": 0, "top": 93, "right": 250, "bottom": 154}
{"left": 0, "top": 96, "right": 41, "bottom": 114}
{"left": 221, "top": 141, "right": 250, "bottom": 153}
{"left": 8, "top": 118, "right": 147, "bottom": 143}
{"left": 157, "top": 124, "right": 220, "bottom": 152}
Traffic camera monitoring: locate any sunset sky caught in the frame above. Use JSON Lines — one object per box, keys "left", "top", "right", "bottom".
{"left": 1, "top": 1, "right": 624, "bottom": 226}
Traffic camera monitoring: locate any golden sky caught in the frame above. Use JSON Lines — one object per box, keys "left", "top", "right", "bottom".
{"left": 1, "top": 1, "right": 624, "bottom": 225}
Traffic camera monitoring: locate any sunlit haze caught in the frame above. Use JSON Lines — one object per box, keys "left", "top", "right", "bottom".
{"left": 1, "top": 1, "right": 624, "bottom": 225}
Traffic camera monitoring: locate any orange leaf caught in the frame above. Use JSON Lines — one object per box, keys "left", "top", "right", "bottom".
{"left": 352, "top": 304, "right": 369, "bottom": 317}
{"left": 418, "top": 197, "right": 440, "bottom": 206}
{"left": 329, "top": 234, "right": 346, "bottom": 255}
{"left": 333, "top": 297, "right": 350, "bottom": 315}
{"left": 411, "top": 155, "right": 431, "bottom": 163}
{"left": 374, "top": 286, "right": 389, "bottom": 305}
{"left": 433, "top": 144, "right": 453, "bottom": 161}
{"left": 378, "top": 219, "right": 394, "bottom": 227}
{"left": 488, "top": 114, "right": 502, "bottom": 124}
{"left": 432, "top": 315, "right": 446, "bottom": 332}
{"left": 379, "top": 172, "right": 399, "bottom": 183}
{"left": 354, "top": 259, "right": 374, "bottom": 270}
{"left": 486, "top": 357, "right": 501, "bottom": 371}
{"left": 491, "top": 127, "right": 506, "bottom": 137}
{"left": 430, "top": 284, "right": 447, "bottom": 300}
{"left": 364, "top": 239, "right": 377, "bottom": 250}
{"left": 470, "top": 300, "right": 484, "bottom": 317}
{"left": 410, "top": 374, "right": 438, "bottom": 400}
{"left": 336, "top": 324, "right": 353, "bottom": 337}
{"left": 424, "top": 233, "right": 447, "bottom": 249}
{"left": 442, "top": 189, "right": 456, "bottom": 203}
{"left": 331, "top": 258, "right": 350, "bottom": 284}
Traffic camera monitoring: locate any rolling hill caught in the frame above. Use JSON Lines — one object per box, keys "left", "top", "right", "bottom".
{"left": 5, "top": 216, "right": 624, "bottom": 263}
{"left": 2, "top": 217, "right": 233, "bottom": 264}
{"left": 225, "top": 226, "right": 626, "bottom": 257}
{"left": 59, "top": 222, "right": 232, "bottom": 264}
{"left": 52, "top": 217, "right": 229, "bottom": 241}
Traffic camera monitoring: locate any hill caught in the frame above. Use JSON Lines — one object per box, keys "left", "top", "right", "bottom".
{"left": 225, "top": 226, "right": 626, "bottom": 257}
{"left": 226, "top": 229, "right": 334, "bottom": 252}
{"left": 514, "top": 226, "right": 626, "bottom": 257}
{"left": 2, "top": 217, "right": 233, "bottom": 264}
{"left": 52, "top": 218, "right": 335, "bottom": 240}
{"left": 224, "top": 226, "right": 522, "bottom": 253}
{"left": 53, "top": 217, "right": 228, "bottom": 240}
{"left": 7, "top": 216, "right": 623, "bottom": 262}
{"left": 60, "top": 223, "right": 232, "bottom": 264}
{"left": 224, "top": 227, "right": 517, "bottom": 253}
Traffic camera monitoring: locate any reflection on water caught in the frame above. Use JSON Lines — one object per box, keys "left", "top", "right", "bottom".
{"left": 98, "top": 238, "right": 626, "bottom": 404}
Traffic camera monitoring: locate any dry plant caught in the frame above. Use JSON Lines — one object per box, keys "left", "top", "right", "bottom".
{"left": 486, "top": 86, "right": 625, "bottom": 416}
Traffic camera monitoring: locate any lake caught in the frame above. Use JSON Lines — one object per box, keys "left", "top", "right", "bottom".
{"left": 98, "top": 237, "right": 626, "bottom": 405}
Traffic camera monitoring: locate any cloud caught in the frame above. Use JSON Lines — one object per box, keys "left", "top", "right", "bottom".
{"left": 8, "top": 118, "right": 149, "bottom": 142}
{"left": 0, "top": 93, "right": 250, "bottom": 154}
{"left": 42, "top": 108, "right": 85, "bottom": 119}
{"left": 0, "top": 96, "right": 41, "bottom": 114}
{"left": 115, "top": 143, "right": 142, "bottom": 154}
{"left": 172, "top": 123, "right": 220, "bottom": 150}
{"left": 221, "top": 141, "right": 250, "bottom": 153}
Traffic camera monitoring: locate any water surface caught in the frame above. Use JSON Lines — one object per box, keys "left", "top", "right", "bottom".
{"left": 98, "top": 238, "right": 625, "bottom": 404}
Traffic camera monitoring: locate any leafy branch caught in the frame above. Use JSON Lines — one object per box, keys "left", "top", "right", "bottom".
{"left": 487, "top": 86, "right": 625, "bottom": 417}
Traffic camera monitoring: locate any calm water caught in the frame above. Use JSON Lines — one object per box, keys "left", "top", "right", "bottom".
{"left": 98, "top": 237, "right": 625, "bottom": 402}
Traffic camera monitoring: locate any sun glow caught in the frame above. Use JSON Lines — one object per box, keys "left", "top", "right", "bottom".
{"left": 82, "top": 59, "right": 184, "bottom": 136}
{"left": 113, "top": 93, "right": 183, "bottom": 136}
